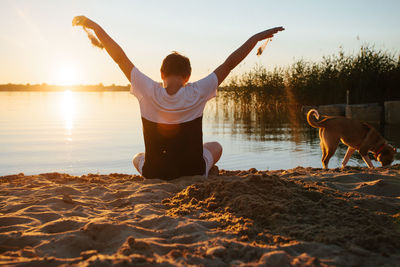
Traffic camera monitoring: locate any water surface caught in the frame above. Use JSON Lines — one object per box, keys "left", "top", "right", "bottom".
{"left": 1, "top": 91, "right": 399, "bottom": 175}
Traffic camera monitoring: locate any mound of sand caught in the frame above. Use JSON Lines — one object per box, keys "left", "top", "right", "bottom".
{"left": 164, "top": 168, "right": 400, "bottom": 253}
{"left": 1, "top": 166, "right": 400, "bottom": 266}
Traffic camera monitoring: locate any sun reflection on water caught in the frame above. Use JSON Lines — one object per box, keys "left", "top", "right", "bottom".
{"left": 60, "top": 90, "right": 76, "bottom": 140}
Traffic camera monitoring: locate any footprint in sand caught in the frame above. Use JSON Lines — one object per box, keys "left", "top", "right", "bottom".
{"left": 0, "top": 216, "right": 36, "bottom": 227}
{"left": 39, "top": 219, "right": 85, "bottom": 234}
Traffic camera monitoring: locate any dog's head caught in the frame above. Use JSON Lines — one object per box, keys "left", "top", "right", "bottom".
{"left": 377, "top": 144, "right": 396, "bottom": 167}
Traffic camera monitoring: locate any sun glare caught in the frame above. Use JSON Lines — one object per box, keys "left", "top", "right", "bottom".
{"left": 60, "top": 90, "right": 76, "bottom": 140}
{"left": 56, "top": 65, "right": 78, "bottom": 86}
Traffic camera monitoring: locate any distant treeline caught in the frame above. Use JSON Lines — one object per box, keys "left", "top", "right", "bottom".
{"left": 220, "top": 46, "right": 400, "bottom": 112}
{"left": 0, "top": 83, "right": 130, "bottom": 92}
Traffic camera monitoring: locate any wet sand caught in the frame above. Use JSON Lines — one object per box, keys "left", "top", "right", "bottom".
{"left": 1, "top": 166, "right": 400, "bottom": 266}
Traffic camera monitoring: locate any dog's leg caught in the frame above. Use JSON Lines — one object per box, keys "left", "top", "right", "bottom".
{"left": 323, "top": 147, "right": 338, "bottom": 169}
{"left": 320, "top": 141, "right": 328, "bottom": 169}
{"left": 320, "top": 129, "right": 330, "bottom": 168}
{"left": 321, "top": 129, "right": 340, "bottom": 169}
{"left": 341, "top": 147, "right": 355, "bottom": 168}
{"left": 359, "top": 129, "right": 375, "bottom": 168}
{"left": 361, "top": 154, "right": 374, "bottom": 168}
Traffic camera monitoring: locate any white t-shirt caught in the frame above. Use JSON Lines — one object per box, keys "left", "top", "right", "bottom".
{"left": 130, "top": 67, "right": 218, "bottom": 124}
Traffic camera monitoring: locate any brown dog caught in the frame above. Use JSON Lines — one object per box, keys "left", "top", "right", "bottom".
{"left": 307, "top": 109, "right": 396, "bottom": 168}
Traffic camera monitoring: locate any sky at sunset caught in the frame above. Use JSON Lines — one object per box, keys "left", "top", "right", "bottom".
{"left": 1, "top": 0, "right": 399, "bottom": 86}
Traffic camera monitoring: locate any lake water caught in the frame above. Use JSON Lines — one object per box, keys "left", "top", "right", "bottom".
{"left": 1, "top": 91, "right": 399, "bottom": 176}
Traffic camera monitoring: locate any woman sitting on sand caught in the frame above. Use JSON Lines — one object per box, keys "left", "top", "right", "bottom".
{"left": 73, "top": 16, "right": 284, "bottom": 179}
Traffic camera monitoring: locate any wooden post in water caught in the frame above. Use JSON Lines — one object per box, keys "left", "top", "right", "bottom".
{"left": 345, "top": 90, "right": 350, "bottom": 118}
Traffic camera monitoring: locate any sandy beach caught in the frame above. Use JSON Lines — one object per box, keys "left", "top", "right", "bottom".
{"left": 1, "top": 166, "right": 400, "bottom": 266}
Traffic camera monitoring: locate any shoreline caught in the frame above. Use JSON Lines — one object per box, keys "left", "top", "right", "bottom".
{"left": 1, "top": 165, "right": 400, "bottom": 266}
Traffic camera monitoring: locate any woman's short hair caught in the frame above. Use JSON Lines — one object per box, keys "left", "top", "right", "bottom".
{"left": 160, "top": 51, "right": 191, "bottom": 78}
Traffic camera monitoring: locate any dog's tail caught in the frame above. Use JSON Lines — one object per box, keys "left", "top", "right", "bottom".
{"left": 307, "top": 109, "right": 323, "bottom": 128}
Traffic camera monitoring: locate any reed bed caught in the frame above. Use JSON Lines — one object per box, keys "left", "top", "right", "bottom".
{"left": 219, "top": 46, "right": 400, "bottom": 113}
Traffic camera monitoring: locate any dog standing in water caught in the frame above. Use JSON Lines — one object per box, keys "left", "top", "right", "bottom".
{"left": 307, "top": 109, "right": 396, "bottom": 169}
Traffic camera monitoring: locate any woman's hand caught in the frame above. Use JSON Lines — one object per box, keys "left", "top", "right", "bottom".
{"left": 72, "top": 16, "right": 98, "bottom": 30}
{"left": 253, "top": 27, "right": 285, "bottom": 42}
{"left": 72, "top": 15, "right": 134, "bottom": 81}
{"left": 213, "top": 26, "right": 284, "bottom": 85}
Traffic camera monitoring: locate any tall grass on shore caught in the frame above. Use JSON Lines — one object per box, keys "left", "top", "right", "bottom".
{"left": 213, "top": 46, "right": 400, "bottom": 141}
{"left": 219, "top": 46, "right": 400, "bottom": 114}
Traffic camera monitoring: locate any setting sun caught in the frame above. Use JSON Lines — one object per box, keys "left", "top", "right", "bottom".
{"left": 55, "top": 64, "right": 78, "bottom": 85}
